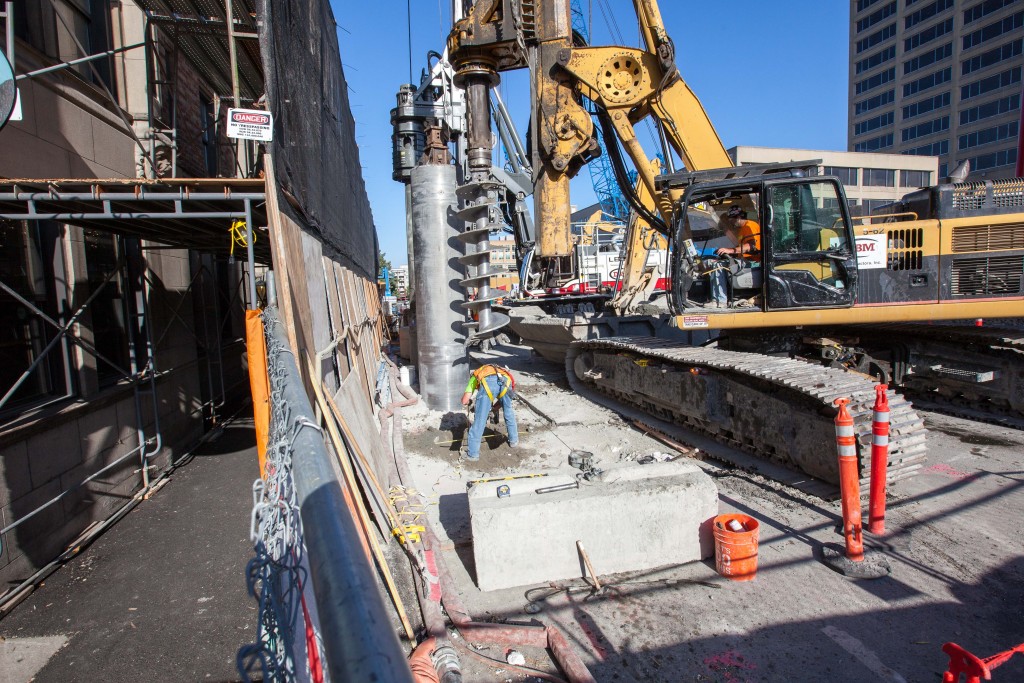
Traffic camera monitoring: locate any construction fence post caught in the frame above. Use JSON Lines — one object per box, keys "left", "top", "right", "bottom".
{"left": 834, "top": 398, "right": 864, "bottom": 562}
{"left": 868, "top": 384, "right": 890, "bottom": 535}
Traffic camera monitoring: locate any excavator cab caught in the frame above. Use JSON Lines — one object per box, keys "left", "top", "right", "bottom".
{"left": 666, "top": 162, "right": 858, "bottom": 312}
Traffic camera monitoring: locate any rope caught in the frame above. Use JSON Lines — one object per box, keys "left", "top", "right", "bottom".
{"left": 229, "top": 220, "right": 254, "bottom": 259}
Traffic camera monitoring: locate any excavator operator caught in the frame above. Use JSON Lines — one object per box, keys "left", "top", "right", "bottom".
{"left": 716, "top": 205, "right": 761, "bottom": 258}
{"left": 710, "top": 205, "right": 761, "bottom": 307}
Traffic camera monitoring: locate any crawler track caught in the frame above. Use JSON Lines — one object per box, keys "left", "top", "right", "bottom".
{"left": 567, "top": 336, "right": 927, "bottom": 489}
{"left": 879, "top": 324, "right": 1024, "bottom": 420}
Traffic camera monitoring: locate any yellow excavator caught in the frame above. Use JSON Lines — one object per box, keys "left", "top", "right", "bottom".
{"left": 448, "top": 0, "right": 1024, "bottom": 488}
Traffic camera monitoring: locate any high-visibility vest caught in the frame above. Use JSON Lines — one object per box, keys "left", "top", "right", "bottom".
{"left": 473, "top": 365, "right": 514, "bottom": 402}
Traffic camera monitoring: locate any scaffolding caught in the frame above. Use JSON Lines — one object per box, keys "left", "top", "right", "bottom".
{"left": 0, "top": 178, "right": 267, "bottom": 600}
{"left": 133, "top": 0, "right": 264, "bottom": 178}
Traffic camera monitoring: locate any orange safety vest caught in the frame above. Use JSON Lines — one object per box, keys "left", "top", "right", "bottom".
{"left": 472, "top": 364, "right": 515, "bottom": 401}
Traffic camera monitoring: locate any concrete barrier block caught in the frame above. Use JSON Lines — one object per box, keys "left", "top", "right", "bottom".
{"left": 469, "top": 460, "right": 718, "bottom": 591}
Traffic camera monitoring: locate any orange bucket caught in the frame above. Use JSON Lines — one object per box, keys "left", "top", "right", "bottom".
{"left": 713, "top": 514, "right": 760, "bottom": 581}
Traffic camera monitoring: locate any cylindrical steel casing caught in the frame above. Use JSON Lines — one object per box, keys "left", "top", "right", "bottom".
{"left": 411, "top": 164, "right": 468, "bottom": 411}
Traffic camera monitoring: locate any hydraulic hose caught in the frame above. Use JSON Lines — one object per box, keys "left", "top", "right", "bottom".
{"left": 594, "top": 107, "right": 668, "bottom": 235}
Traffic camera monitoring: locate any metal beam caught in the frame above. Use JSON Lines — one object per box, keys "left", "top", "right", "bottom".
{"left": 16, "top": 42, "right": 146, "bottom": 81}
{"left": 226, "top": 0, "right": 240, "bottom": 108}
{"left": 244, "top": 199, "right": 257, "bottom": 306}
{"left": 3, "top": 2, "right": 13, "bottom": 67}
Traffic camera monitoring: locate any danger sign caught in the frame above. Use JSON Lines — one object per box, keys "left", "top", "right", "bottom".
{"left": 855, "top": 234, "right": 887, "bottom": 270}
{"left": 227, "top": 108, "right": 273, "bottom": 141}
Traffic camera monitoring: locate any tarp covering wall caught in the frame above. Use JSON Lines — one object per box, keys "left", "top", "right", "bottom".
{"left": 259, "top": 0, "right": 378, "bottom": 279}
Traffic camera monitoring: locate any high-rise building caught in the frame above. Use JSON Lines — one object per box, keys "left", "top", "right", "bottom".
{"left": 848, "top": 0, "right": 1022, "bottom": 181}
{"left": 391, "top": 264, "right": 409, "bottom": 296}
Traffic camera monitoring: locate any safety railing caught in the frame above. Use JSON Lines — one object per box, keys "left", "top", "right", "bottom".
{"left": 238, "top": 305, "right": 411, "bottom": 682}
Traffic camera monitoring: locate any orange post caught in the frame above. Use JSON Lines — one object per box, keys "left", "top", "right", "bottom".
{"left": 868, "top": 384, "right": 890, "bottom": 535}
{"left": 245, "top": 310, "right": 271, "bottom": 478}
{"left": 834, "top": 398, "right": 864, "bottom": 562}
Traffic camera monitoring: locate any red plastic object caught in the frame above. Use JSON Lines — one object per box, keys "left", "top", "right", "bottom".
{"left": 868, "top": 384, "right": 890, "bottom": 534}
{"left": 941, "top": 640, "right": 1024, "bottom": 682}
{"left": 834, "top": 398, "right": 864, "bottom": 561}
{"left": 301, "top": 593, "right": 324, "bottom": 683}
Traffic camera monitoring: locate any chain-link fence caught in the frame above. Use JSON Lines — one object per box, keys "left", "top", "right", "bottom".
{"left": 237, "top": 305, "right": 411, "bottom": 682}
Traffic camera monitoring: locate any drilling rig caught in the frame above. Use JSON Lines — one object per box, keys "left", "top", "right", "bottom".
{"left": 401, "top": 0, "right": 1024, "bottom": 488}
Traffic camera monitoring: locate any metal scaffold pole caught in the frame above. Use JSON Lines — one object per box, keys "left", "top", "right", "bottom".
{"left": 4, "top": 2, "right": 15, "bottom": 67}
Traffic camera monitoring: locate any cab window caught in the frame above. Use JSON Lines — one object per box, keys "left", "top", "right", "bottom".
{"left": 769, "top": 181, "right": 850, "bottom": 256}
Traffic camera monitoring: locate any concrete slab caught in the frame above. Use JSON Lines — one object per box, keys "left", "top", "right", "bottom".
{"left": 0, "top": 635, "right": 68, "bottom": 683}
{"left": 0, "top": 420, "right": 260, "bottom": 683}
{"left": 470, "top": 461, "right": 717, "bottom": 591}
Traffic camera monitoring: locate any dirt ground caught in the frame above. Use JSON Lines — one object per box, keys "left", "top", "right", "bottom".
{"left": 399, "top": 343, "right": 1024, "bottom": 683}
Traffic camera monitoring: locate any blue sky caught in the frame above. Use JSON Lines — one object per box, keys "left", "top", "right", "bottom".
{"left": 333, "top": 0, "right": 850, "bottom": 267}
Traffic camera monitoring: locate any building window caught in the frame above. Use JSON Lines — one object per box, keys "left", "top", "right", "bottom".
{"left": 964, "top": 0, "right": 1018, "bottom": 26}
{"left": 855, "top": 111, "right": 894, "bottom": 136}
{"left": 904, "top": 43, "right": 952, "bottom": 75}
{"left": 961, "top": 67, "right": 1022, "bottom": 101}
{"left": 939, "top": 163, "right": 948, "bottom": 177}
{"left": 861, "top": 199, "right": 895, "bottom": 215}
{"left": 856, "top": 67, "right": 896, "bottom": 95}
{"left": 962, "top": 12, "right": 1024, "bottom": 51}
{"left": 856, "top": 23, "right": 896, "bottom": 54}
{"left": 855, "top": 134, "right": 894, "bottom": 153}
{"left": 963, "top": 148, "right": 1018, "bottom": 171}
{"left": 856, "top": 46, "right": 896, "bottom": 75}
{"left": 905, "top": 17, "right": 954, "bottom": 52}
{"left": 863, "top": 168, "right": 896, "bottom": 187}
{"left": 962, "top": 39, "right": 1023, "bottom": 76}
{"left": 855, "top": 90, "right": 895, "bottom": 116}
{"left": 905, "top": 0, "right": 953, "bottom": 30}
{"left": 903, "top": 92, "right": 951, "bottom": 120}
{"left": 857, "top": 0, "right": 882, "bottom": 11}
{"left": 824, "top": 166, "right": 859, "bottom": 186}
{"left": 0, "top": 221, "right": 72, "bottom": 412}
{"left": 903, "top": 67, "right": 952, "bottom": 97}
{"left": 958, "top": 121, "right": 1019, "bottom": 150}
{"left": 14, "top": 1, "right": 116, "bottom": 91}
{"left": 900, "top": 170, "right": 932, "bottom": 187}
{"left": 82, "top": 230, "right": 130, "bottom": 387}
{"left": 902, "top": 140, "right": 950, "bottom": 156}
{"left": 959, "top": 93, "right": 1021, "bottom": 125}
{"left": 857, "top": 2, "right": 897, "bottom": 32}
{"left": 902, "top": 116, "right": 950, "bottom": 142}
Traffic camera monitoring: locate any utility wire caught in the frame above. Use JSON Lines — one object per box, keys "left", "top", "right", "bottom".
{"left": 407, "top": 0, "right": 413, "bottom": 83}
{"left": 437, "top": 0, "right": 445, "bottom": 43}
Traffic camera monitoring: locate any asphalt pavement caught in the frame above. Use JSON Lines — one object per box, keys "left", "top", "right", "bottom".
{"left": 0, "top": 419, "right": 261, "bottom": 683}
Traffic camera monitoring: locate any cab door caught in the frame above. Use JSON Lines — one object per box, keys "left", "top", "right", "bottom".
{"left": 763, "top": 178, "right": 858, "bottom": 309}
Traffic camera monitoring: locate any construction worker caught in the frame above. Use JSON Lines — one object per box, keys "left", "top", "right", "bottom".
{"left": 710, "top": 204, "right": 761, "bottom": 307}
{"left": 460, "top": 364, "right": 518, "bottom": 460}
{"left": 715, "top": 205, "right": 761, "bottom": 258}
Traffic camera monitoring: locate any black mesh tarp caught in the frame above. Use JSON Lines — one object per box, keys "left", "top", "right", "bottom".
{"left": 259, "top": 0, "right": 378, "bottom": 278}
